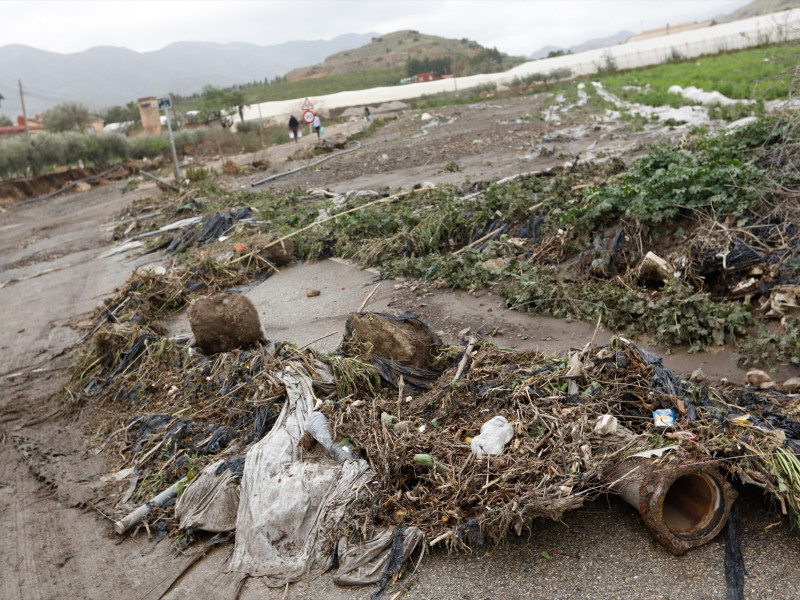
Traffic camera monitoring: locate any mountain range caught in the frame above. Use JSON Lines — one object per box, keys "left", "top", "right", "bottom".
{"left": 1, "top": 0, "right": 797, "bottom": 120}
{"left": 0, "top": 33, "right": 377, "bottom": 118}
{"left": 528, "top": 30, "right": 635, "bottom": 60}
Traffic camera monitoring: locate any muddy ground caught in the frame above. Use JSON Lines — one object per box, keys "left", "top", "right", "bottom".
{"left": 2, "top": 93, "right": 799, "bottom": 599}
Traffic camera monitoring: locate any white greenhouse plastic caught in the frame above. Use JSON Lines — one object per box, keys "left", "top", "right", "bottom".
{"left": 241, "top": 9, "right": 800, "bottom": 123}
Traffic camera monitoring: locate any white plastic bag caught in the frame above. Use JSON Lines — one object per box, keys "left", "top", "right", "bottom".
{"left": 470, "top": 416, "right": 514, "bottom": 458}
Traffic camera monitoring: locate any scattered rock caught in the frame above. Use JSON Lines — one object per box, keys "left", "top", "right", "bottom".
{"left": 306, "top": 288, "right": 321, "bottom": 297}
{"left": 306, "top": 188, "right": 337, "bottom": 198}
{"left": 375, "top": 101, "right": 408, "bottom": 113}
{"left": 745, "top": 369, "right": 773, "bottom": 388}
{"left": 346, "top": 312, "right": 441, "bottom": 369}
{"left": 189, "top": 294, "right": 263, "bottom": 354}
{"left": 689, "top": 368, "right": 707, "bottom": 384}
{"left": 637, "top": 251, "right": 673, "bottom": 282}
{"left": 74, "top": 181, "right": 92, "bottom": 192}
{"left": 222, "top": 160, "right": 243, "bottom": 175}
{"left": 777, "top": 377, "right": 800, "bottom": 394}
{"left": 253, "top": 234, "right": 294, "bottom": 266}
{"left": 481, "top": 258, "right": 507, "bottom": 270}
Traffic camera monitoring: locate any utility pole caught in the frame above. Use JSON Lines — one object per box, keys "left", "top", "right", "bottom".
{"left": 18, "top": 79, "right": 29, "bottom": 135}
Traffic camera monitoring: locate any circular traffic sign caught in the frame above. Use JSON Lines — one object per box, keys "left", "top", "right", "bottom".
{"left": 302, "top": 110, "right": 315, "bottom": 124}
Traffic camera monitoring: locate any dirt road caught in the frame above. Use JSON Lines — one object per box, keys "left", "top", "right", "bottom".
{"left": 2, "top": 94, "right": 799, "bottom": 599}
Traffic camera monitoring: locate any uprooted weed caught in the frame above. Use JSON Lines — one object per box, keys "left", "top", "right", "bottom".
{"left": 324, "top": 337, "right": 800, "bottom": 546}
{"left": 72, "top": 314, "right": 800, "bottom": 545}
{"left": 96, "top": 114, "right": 800, "bottom": 366}
{"left": 61, "top": 45, "right": 800, "bottom": 553}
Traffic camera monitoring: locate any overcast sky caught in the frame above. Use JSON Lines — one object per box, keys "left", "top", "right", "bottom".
{"left": 5, "top": 0, "right": 754, "bottom": 57}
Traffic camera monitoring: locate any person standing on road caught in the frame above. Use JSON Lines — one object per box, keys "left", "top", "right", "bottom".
{"left": 364, "top": 106, "right": 371, "bottom": 121}
{"left": 288, "top": 115, "right": 299, "bottom": 142}
{"left": 312, "top": 114, "right": 323, "bottom": 140}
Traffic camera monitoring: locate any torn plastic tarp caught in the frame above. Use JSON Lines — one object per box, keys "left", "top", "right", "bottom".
{"left": 228, "top": 365, "right": 375, "bottom": 585}
{"left": 174, "top": 362, "right": 424, "bottom": 588}
{"left": 333, "top": 526, "right": 423, "bottom": 588}
{"left": 176, "top": 458, "right": 240, "bottom": 533}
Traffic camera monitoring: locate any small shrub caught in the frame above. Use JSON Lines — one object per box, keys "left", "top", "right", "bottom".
{"left": 597, "top": 51, "right": 618, "bottom": 74}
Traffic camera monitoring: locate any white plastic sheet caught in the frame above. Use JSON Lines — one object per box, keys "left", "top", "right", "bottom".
{"left": 175, "top": 459, "right": 240, "bottom": 533}
{"left": 228, "top": 365, "right": 374, "bottom": 585}
{"left": 334, "top": 526, "right": 424, "bottom": 587}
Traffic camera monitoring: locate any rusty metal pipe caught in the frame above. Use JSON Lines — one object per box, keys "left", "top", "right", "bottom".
{"left": 607, "top": 457, "right": 737, "bottom": 555}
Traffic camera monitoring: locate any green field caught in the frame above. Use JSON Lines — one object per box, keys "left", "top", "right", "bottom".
{"left": 581, "top": 43, "right": 797, "bottom": 105}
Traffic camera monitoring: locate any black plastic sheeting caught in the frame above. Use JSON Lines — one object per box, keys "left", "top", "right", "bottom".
{"left": 702, "top": 239, "right": 765, "bottom": 274}
{"left": 197, "top": 212, "right": 234, "bottom": 246}
{"left": 456, "top": 518, "right": 485, "bottom": 547}
{"left": 468, "top": 218, "right": 510, "bottom": 252}
{"left": 215, "top": 454, "right": 246, "bottom": 478}
{"left": 724, "top": 502, "right": 745, "bottom": 600}
{"left": 370, "top": 529, "right": 405, "bottom": 600}
{"left": 633, "top": 344, "right": 698, "bottom": 420}
{"left": 230, "top": 207, "right": 254, "bottom": 220}
{"left": 102, "top": 333, "right": 156, "bottom": 386}
{"left": 197, "top": 425, "right": 237, "bottom": 454}
{"left": 371, "top": 355, "right": 440, "bottom": 390}
{"left": 244, "top": 404, "right": 274, "bottom": 444}
{"left": 158, "top": 207, "right": 252, "bottom": 254}
{"left": 130, "top": 414, "right": 238, "bottom": 456}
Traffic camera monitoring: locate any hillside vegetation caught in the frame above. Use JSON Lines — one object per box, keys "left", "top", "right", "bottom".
{"left": 284, "top": 30, "right": 525, "bottom": 80}
{"left": 723, "top": 0, "right": 800, "bottom": 21}
{"left": 173, "top": 30, "right": 525, "bottom": 112}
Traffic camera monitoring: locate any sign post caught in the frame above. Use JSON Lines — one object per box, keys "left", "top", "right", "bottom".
{"left": 302, "top": 98, "right": 315, "bottom": 140}
{"left": 158, "top": 96, "right": 181, "bottom": 183}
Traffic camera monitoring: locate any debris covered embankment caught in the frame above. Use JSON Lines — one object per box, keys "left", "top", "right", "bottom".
{"left": 71, "top": 111, "right": 800, "bottom": 588}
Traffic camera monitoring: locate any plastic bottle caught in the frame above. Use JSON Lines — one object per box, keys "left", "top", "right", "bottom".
{"left": 304, "top": 411, "right": 352, "bottom": 462}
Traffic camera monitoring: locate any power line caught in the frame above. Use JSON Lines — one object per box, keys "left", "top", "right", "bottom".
{"left": 0, "top": 76, "right": 81, "bottom": 103}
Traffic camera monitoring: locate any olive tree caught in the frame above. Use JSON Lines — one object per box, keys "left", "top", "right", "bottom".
{"left": 43, "top": 102, "right": 93, "bottom": 133}
{"left": 198, "top": 86, "right": 246, "bottom": 127}
{"left": 0, "top": 93, "right": 9, "bottom": 126}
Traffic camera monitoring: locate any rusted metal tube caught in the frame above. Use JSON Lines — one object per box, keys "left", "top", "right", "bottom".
{"left": 608, "top": 457, "right": 737, "bottom": 555}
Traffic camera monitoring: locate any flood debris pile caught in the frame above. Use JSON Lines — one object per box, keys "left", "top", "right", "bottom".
{"left": 74, "top": 301, "right": 800, "bottom": 570}
{"left": 67, "top": 110, "right": 800, "bottom": 593}
{"left": 100, "top": 116, "right": 800, "bottom": 365}
{"left": 325, "top": 333, "right": 800, "bottom": 553}
{"left": 270, "top": 116, "right": 797, "bottom": 362}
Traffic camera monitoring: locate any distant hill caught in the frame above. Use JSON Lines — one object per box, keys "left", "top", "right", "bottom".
{"left": 529, "top": 30, "right": 635, "bottom": 60}
{"left": 722, "top": 0, "right": 800, "bottom": 21}
{"left": 0, "top": 33, "right": 377, "bottom": 117}
{"left": 285, "top": 30, "right": 525, "bottom": 80}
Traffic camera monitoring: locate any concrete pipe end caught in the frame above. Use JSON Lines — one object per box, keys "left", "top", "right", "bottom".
{"left": 641, "top": 465, "right": 737, "bottom": 555}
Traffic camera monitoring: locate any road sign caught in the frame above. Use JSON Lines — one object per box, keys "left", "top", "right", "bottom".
{"left": 302, "top": 110, "right": 315, "bottom": 124}
{"left": 302, "top": 97, "right": 314, "bottom": 111}
{"left": 157, "top": 96, "right": 172, "bottom": 110}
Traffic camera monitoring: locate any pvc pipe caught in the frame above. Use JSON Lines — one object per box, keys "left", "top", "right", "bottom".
{"left": 251, "top": 141, "right": 361, "bottom": 187}
{"left": 114, "top": 475, "right": 188, "bottom": 534}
